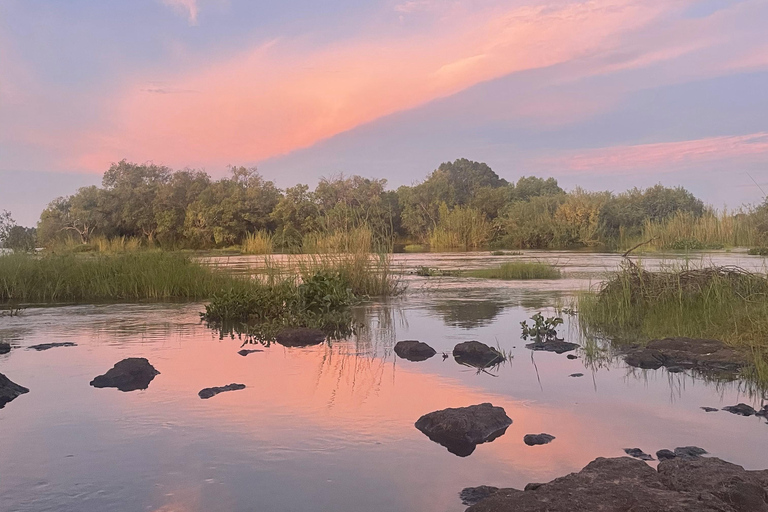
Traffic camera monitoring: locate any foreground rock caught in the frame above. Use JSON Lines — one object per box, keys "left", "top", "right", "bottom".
{"left": 198, "top": 383, "right": 246, "bottom": 399}
{"left": 237, "top": 349, "right": 264, "bottom": 356}
{"left": 523, "top": 433, "right": 555, "bottom": 446}
{"left": 623, "top": 337, "right": 747, "bottom": 375}
{"left": 0, "top": 342, "right": 11, "bottom": 354}
{"left": 723, "top": 403, "right": 756, "bottom": 416}
{"left": 90, "top": 358, "right": 160, "bottom": 391}
{"left": 394, "top": 340, "right": 436, "bottom": 362}
{"left": 275, "top": 328, "right": 325, "bottom": 347}
{"left": 460, "top": 486, "right": 499, "bottom": 506}
{"left": 466, "top": 456, "right": 768, "bottom": 511}
{"left": 0, "top": 372, "right": 29, "bottom": 408}
{"left": 415, "top": 403, "right": 512, "bottom": 457}
{"left": 525, "top": 340, "right": 579, "bottom": 354}
{"left": 453, "top": 341, "right": 504, "bottom": 367}
{"left": 28, "top": 342, "right": 77, "bottom": 351}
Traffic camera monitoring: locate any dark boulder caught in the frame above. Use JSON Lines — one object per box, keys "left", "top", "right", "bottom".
{"left": 394, "top": 340, "right": 436, "bottom": 362}
{"left": 28, "top": 342, "right": 77, "bottom": 351}
{"left": 90, "top": 358, "right": 160, "bottom": 392}
{"left": 237, "top": 349, "right": 264, "bottom": 356}
{"left": 199, "top": 383, "right": 246, "bottom": 399}
{"left": 523, "top": 433, "right": 555, "bottom": 446}
{"left": 0, "top": 372, "right": 29, "bottom": 408}
{"left": 674, "top": 446, "right": 708, "bottom": 459}
{"left": 657, "top": 449, "right": 677, "bottom": 461}
{"left": 466, "top": 456, "right": 768, "bottom": 512}
{"left": 566, "top": 354, "right": 578, "bottom": 360}
{"left": 723, "top": 403, "right": 757, "bottom": 416}
{"left": 453, "top": 341, "right": 504, "bottom": 367}
{"left": 701, "top": 407, "right": 719, "bottom": 412}
{"left": 623, "top": 338, "right": 747, "bottom": 375}
{"left": 415, "top": 403, "right": 512, "bottom": 457}
{"left": 525, "top": 340, "right": 579, "bottom": 354}
{"left": 569, "top": 373, "right": 584, "bottom": 377}
{"left": 624, "top": 448, "right": 654, "bottom": 461}
{"left": 275, "top": 328, "right": 325, "bottom": 347}
{"left": 460, "top": 486, "right": 499, "bottom": 506}
{"left": 0, "top": 342, "right": 11, "bottom": 354}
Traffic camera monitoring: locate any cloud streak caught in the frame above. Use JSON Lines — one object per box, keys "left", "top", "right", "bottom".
{"left": 161, "top": 0, "right": 199, "bottom": 25}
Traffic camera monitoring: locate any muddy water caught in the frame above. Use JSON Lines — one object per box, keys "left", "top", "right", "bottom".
{"left": 1, "top": 251, "right": 767, "bottom": 512}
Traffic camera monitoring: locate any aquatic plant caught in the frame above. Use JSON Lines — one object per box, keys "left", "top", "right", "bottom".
{"left": 520, "top": 313, "right": 564, "bottom": 342}
{"left": 466, "top": 261, "right": 561, "bottom": 280}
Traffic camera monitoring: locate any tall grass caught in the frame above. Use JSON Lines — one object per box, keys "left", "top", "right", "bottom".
{"left": 301, "top": 225, "right": 382, "bottom": 254}
{"left": 0, "top": 252, "right": 250, "bottom": 303}
{"left": 428, "top": 204, "right": 491, "bottom": 251}
{"left": 467, "top": 261, "right": 561, "bottom": 280}
{"left": 627, "top": 211, "right": 758, "bottom": 251}
{"left": 241, "top": 230, "right": 274, "bottom": 255}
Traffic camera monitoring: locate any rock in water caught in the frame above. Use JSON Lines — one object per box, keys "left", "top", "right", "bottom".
{"left": 657, "top": 449, "right": 677, "bottom": 461}
{"left": 0, "top": 342, "right": 11, "bottom": 354}
{"left": 701, "top": 407, "right": 719, "bottom": 412}
{"left": 466, "top": 456, "right": 768, "bottom": 511}
{"left": 525, "top": 340, "right": 579, "bottom": 354}
{"left": 566, "top": 354, "right": 578, "bottom": 360}
{"left": 723, "top": 403, "right": 756, "bottom": 416}
{"left": 237, "top": 349, "right": 264, "bottom": 356}
{"left": 198, "top": 383, "right": 246, "bottom": 399}
{"left": 275, "top": 328, "right": 325, "bottom": 347}
{"left": 0, "top": 372, "right": 29, "bottom": 408}
{"left": 460, "top": 486, "right": 499, "bottom": 506}
{"left": 524, "top": 433, "right": 555, "bottom": 446}
{"left": 674, "top": 446, "right": 708, "bottom": 459}
{"left": 28, "top": 342, "right": 77, "bottom": 351}
{"left": 623, "top": 338, "right": 747, "bottom": 374}
{"left": 452, "top": 341, "right": 504, "bottom": 367}
{"left": 90, "top": 358, "right": 159, "bottom": 392}
{"left": 624, "top": 448, "right": 654, "bottom": 461}
{"left": 569, "top": 373, "right": 584, "bottom": 377}
{"left": 415, "top": 403, "right": 512, "bottom": 457}
{"left": 394, "top": 340, "right": 436, "bottom": 362}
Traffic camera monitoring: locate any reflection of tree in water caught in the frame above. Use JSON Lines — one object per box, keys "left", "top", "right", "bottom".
{"left": 429, "top": 300, "right": 508, "bottom": 329}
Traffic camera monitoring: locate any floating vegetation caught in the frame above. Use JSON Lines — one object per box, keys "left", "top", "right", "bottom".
{"left": 466, "top": 262, "right": 561, "bottom": 280}
{"left": 414, "top": 266, "right": 461, "bottom": 277}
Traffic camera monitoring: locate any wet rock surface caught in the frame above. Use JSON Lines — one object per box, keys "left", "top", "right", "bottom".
{"left": 723, "top": 403, "right": 757, "bottom": 416}
{"left": 0, "top": 342, "right": 11, "bottom": 354}
{"left": 275, "top": 328, "right": 325, "bottom": 347}
{"left": 415, "top": 403, "right": 512, "bottom": 457}
{"left": 624, "top": 448, "right": 654, "bottom": 461}
{"left": 198, "top": 383, "right": 246, "bottom": 399}
{"left": 460, "top": 486, "right": 499, "bottom": 506}
{"left": 465, "top": 456, "right": 768, "bottom": 512}
{"left": 523, "top": 433, "right": 555, "bottom": 446}
{"left": 394, "top": 340, "right": 436, "bottom": 362}
{"left": 237, "top": 349, "right": 264, "bottom": 356}
{"left": 28, "top": 342, "right": 77, "bottom": 351}
{"left": 623, "top": 337, "right": 747, "bottom": 374}
{"left": 701, "top": 407, "right": 719, "bottom": 412}
{"left": 453, "top": 341, "right": 504, "bottom": 367}
{"left": 525, "top": 340, "right": 579, "bottom": 354}
{"left": 0, "top": 372, "right": 29, "bottom": 408}
{"left": 90, "top": 358, "right": 160, "bottom": 392}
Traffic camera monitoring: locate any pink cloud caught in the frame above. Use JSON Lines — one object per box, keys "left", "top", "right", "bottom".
{"left": 548, "top": 133, "right": 768, "bottom": 174}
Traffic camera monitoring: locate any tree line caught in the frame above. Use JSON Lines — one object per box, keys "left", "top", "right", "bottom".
{"left": 3, "top": 158, "right": 761, "bottom": 252}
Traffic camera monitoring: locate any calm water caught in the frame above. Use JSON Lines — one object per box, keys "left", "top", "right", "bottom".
{"left": 1, "top": 251, "right": 767, "bottom": 512}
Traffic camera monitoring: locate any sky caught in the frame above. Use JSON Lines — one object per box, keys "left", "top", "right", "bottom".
{"left": 1, "top": 0, "right": 767, "bottom": 225}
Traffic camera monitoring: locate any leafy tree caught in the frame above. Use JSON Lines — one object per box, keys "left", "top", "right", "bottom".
{"left": 0, "top": 210, "right": 14, "bottom": 245}
{"left": 5, "top": 226, "right": 37, "bottom": 252}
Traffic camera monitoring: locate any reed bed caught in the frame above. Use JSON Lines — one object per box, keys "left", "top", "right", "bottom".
{"left": 467, "top": 261, "right": 561, "bottom": 280}
{"left": 625, "top": 211, "right": 759, "bottom": 251}
{"left": 241, "top": 230, "right": 274, "bottom": 254}
{"left": 428, "top": 205, "right": 491, "bottom": 251}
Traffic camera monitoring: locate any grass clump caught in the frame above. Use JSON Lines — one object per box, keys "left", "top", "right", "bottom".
{"left": 748, "top": 247, "right": 768, "bottom": 256}
{"left": 467, "top": 261, "right": 561, "bottom": 280}
{"left": 241, "top": 231, "right": 273, "bottom": 255}
{"left": 0, "top": 252, "right": 249, "bottom": 304}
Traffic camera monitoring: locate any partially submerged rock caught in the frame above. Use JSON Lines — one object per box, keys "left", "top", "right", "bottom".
{"left": 198, "top": 383, "right": 246, "bottom": 399}
{"left": 525, "top": 340, "right": 579, "bottom": 354}
{"left": 623, "top": 338, "right": 747, "bottom": 375}
{"left": 28, "top": 342, "right": 77, "bottom": 351}
{"left": 466, "top": 456, "right": 768, "bottom": 511}
{"left": 701, "top": 407, "right": 719, "bottom": 412}
{"left": 569, "top": 373, "right": 584, "bottom": 377}
{"left": 0, "top": 372, "right": 29, "bottom": 408}
{"left": 523, "top": 433, "right": 555, "bottom": 446}
{"left": 453, "top": 341, "right": 504, "bottom": 367}
{"left": 394, "top": 340, "right": 436, "bottom": 362}
{"left": 723, "top": 403, "right": 757, "bottom": 416}
{"left": 0, "top": 342, "right": 11, "bottom": 354}
{"left": 460, "top": 486, "right": 499, "bottom": 506}
{"left": 275, "top": 328, "right": 325, "bottom": 347}
{"left": 237, "top": 349, "right": 264, "bottom": 356}
{"left": 415, "top": 403, "right": 512, "bottom": 457}
{"left": 657, "top": 449, "right": 677, "bottom": 461}
{"left": 624, "top": 448, "right": 654, "bottom": 461}
{"left": 656, "top": 447, "right": 708, "bottom": 461}
{"left": 90, "top": 358, "right": 159, "bottom": 392}
{"left": 566, "top": 354, "right": 578, "bottom": 360}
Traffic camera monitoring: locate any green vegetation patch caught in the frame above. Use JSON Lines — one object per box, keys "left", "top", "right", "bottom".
{"left": 466, "top": 261, "right": 561, "bottom": 280}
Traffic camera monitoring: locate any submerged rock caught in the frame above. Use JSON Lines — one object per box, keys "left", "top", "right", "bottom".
{"left": 275, "top": 328, "right": 325, "bottom": 347}
{"left": 569, "top": 373, "right": 584, "bottom": 378}
{"left": 90, "top": 358, "right": 159, "bottom": 392}
{"left": 623, "top": 338, "right": 747, "bottom": 374}
{"left": 523, "top": 433, "right": 555, "bottom": 446}
{"left": 394, "top": 340, "right": 437, "bottom": 362}
{"left": 28, "top": 342, "right": 77, "bottom": 351}
{"left": 0, "top": 342, "right": 11, "bottom": 354}
{"left": 460, "top": 486, "right": 500, "bottom": 506}
{"left": 525, "top": 340, "right": 579, "bottom": 354}
{"left": 198, "top": 383, "right": 246, "bottom": 399}
{"left": 701, "top": 407, "right": 719, "bottom": 412}
{"left": 624, "top": 448, "right": 654, "bottom": 461}
{"left": 415, "top": 403, "right": 512, "bottom": 457}
{"left": 465, "top": 456, "right": 768, "bottom": 512}
{"left": 453, "top": 341, "right": 504, "bottom": 367}
{"left": 0, "top": 372, "right": 29, "bottom": 408}
{"left": 566, "top": 354, "right": 578, "bottom": 360}
{"left": 237, "top": 349, "right": 264, "bottom": 356}
{"left": 723, "top": 403, "right": 757, "bottom": 416}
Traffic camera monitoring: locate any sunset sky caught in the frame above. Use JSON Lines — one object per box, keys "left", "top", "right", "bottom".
{"left": 1, "top": 0, "right": 768, "bottom": 224}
